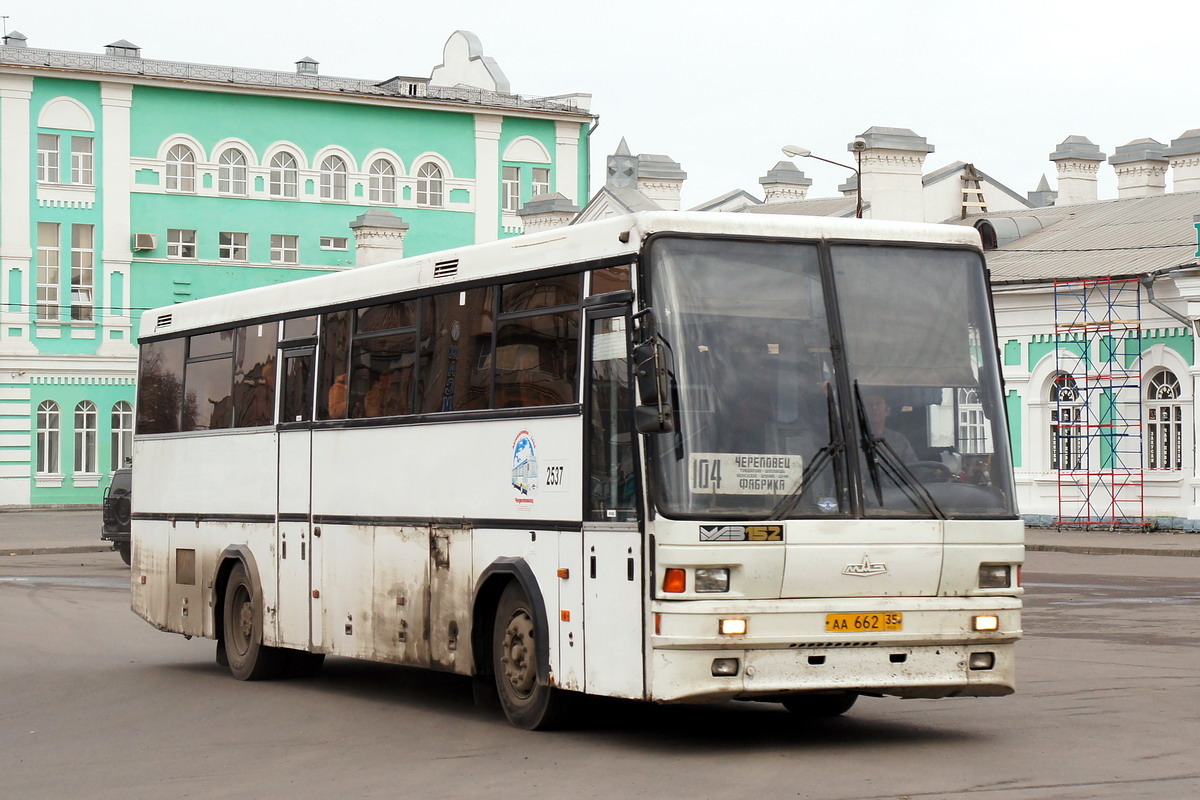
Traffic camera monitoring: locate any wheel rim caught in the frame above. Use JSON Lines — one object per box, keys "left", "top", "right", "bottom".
{"left": 500, "top": 609, "right": 536, "bottom": 699}
{"left": 230, "top": 583, "right": 253, "bottom": 656}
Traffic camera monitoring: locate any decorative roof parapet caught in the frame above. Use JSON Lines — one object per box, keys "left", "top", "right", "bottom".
{"left": 0, "top": 44, "right": 587, "bottom": 114}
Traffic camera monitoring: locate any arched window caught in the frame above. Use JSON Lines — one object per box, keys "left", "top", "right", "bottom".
{"left": 269, "top": 152, "right": 298, "bottom": 198}
{"left": 957, "top": 387, "right": 991, "bottom": 454}
{"left": 218, "top": 149, "right": 248, "bottom": 195}
{"left": 36, "top": 401, "right": 60, "bottom": 475}
{"left": 74, "top": 400, "right": 97, "bottom": 474}
{"left": 111, "top": 401, "right": 133, "bottom": 470}
{"left": 165, "top": 144, "right": 195, "bottom": 192}
{"left": 1050, "top": 373, "right": 1083, "bottom": 470}
{"left": 369, "top": 159, "right": 396, "bottom": 204}
{"left": 1147, "top": 370, "right": 1183, "bottom": 470}
{"left": 319, "top": 155, "right": 347, "bottom": 200}
{"left": 416, "top": 162, "right": 443, "bottom": 207}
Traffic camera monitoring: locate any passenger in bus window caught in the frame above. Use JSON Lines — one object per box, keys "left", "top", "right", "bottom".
{"left": 328, "top": 373, "right": 348, "bottom": 418}
{"left": 863, "top": 391, "right": 916, "bottom": 463}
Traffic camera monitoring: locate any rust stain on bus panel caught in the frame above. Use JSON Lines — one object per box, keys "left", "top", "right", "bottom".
{"left": 429, "top": 525, "right": 473, "bottom": 674}
{"left": 372, "top": 526, "right": 430, "bottom": 666}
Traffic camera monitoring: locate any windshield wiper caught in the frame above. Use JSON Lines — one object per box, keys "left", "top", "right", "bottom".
{"left": 852, "top": 382, "right": 945, "bottom": 519}
{"left": 769, "top": 383, "right": 844, "bottom": 520}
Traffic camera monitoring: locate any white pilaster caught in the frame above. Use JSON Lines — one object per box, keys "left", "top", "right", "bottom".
{"left": 98, "top": 82, "right": 135, "bottom": 356}
{"left": 0, "top": 74, "right": 37, "bottom": 356}
{"left": 554, "top": 121, "right": 581, "bottom": 205}
{"left": 474, "top": 114, "right": 503, "bottom": 244}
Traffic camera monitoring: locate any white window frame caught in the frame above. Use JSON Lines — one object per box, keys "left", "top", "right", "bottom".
{"left": 74, "top": 400, "right": 98, "bottom": 475}
{"left": 319, "top": 155, "right": 348, "bottom": 201}
{"left": 36, "top": 222, "right": 61, "bottom": 322}
{"left": 167, "top": 229, "right": 197, "bottom": 259}
{"left": 270, "top": 152, "right": 298, "bottom": 198}
{"left": 368, "top": 159, "right": 396, "bottom": 204}
{"left": 219, "top": 231, "right": 249, "bottom": 261}
{"left": 532, "top": 167, "right": 550, "bottom": 198}
{"left": 218, "top": 148, "right": 248, "bottom": 195}
{"left": 111, "top": 401, "right": 133, "bottom": 471}
{"left": 502, "top": 166, "right": 521, "bottom": 212}
{"left": 70, "top": 224, "right": 94, "bottom": 322}
{"left": 320, "top": 236, "right": 348, "bottom": 250}
{"left": 271, "top": 234, "right": 299, "bottom": 264}
{"left": 1049, "top": 373, "right": 1084, "bottom": 470}
{"left": 957, "top": 387, "right": 991, "bottom": 454}
{"left": 416, "top": 162, "right": 444, "bottom": 207}
{"left": 1146, "top": 369, "right": 1184, "bottom": 471}
{"left": 71, "top": 136, "right": 94, "bottom": 185}
{"left": 165, "top": 144, "right": 196, "bottom": 192}
{"left": 37, "top": 400, "right": 61, "bottom": 475}
{"left": 37, "top": 133, "right": 61, "bottom": 183}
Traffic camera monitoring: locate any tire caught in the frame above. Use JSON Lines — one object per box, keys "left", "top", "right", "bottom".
{"left": 492, "top": 581, "right": 565, "bottom": 730}
{"left": 221, "top": 562, "right": 285, "bottom": 681}
{"left": 781, "top": 692, "right": 858, "bottom": 718}
{"left": 116, "top": 542, "right": 131, "bottom": 566}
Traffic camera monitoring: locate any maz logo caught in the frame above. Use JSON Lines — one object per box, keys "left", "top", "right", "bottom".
{"left": 843, "top": 555, "right": 888, "bottom": 577}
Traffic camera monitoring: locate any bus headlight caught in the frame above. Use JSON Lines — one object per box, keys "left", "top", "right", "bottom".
{"left": 694, "top": 568, "right": 730, "bottom": 593}
{"left": 978, "top": 564, "right": 1011, "bottom": 589}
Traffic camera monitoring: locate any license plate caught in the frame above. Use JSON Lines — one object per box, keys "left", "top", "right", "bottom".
{"left": 825, "top": 612, "right": 903, "bottom": 632}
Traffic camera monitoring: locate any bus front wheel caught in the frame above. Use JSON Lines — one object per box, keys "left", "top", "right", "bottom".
{"left": 221, "top": 562, "right": 286, "bottom": 681}
{"left": 492, "top": 581, "right": 565, "bottom": 730}
{"left": 781, "top": 692, "right": 858, "bottom": 718}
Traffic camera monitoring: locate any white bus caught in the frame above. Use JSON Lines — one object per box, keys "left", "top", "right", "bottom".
{"left": 131, "top": 212, "right": 1023, "bottom": 729}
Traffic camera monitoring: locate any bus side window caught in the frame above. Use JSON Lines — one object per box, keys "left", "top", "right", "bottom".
{"left": 233, "top": 323, "right": 278, "bottom": 427}
{"left": 136, "top": 338, "right": 186, "bottom": 434}
{"left": 317, "top": 310, "right": 351, "bottom": 419}
{"left": 588, "top": 315, "right": 636, "bottom": 521}
{"left": 281, "top": 348, "right": 315, "bottom": 423}
{"left": 418, "top": 288, "right": 494, "bottom": 413}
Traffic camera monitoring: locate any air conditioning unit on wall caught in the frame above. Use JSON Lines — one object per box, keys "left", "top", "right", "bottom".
{"left": 131, "top": 233, "right": 157, "bottom": 251}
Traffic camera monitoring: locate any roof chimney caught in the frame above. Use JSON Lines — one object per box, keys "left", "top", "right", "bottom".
{"left": 758, "top": 161, "right": 812, "bottom": 204}
{"left": 1165, "top": 129, "right": 1200, "bottom": 193}
{"left": 517, "top": 193, "right": 580, "bottom": 233}
{"left": 349, "top": 210, "right": 409, "bottom": 267}
{"left": 1109, "top": 138, "right": 1167, "bottom": 198}
{"left": 105, "top": 39, "right": 141, "bottom": 58}
{"left": 1049, "top": 136, "right": 1105, "bottom": 205}
{"left": 295, "top": 56, "right": 319, "bottom": 75}
{"left": 855, "top": 126, "right": 934, "bottom": 222}
{"left": 635, "top": 152, "right": 687, "bottom": 212}
{"left": 3, "top": 31, "right": 28, "bottom": 47}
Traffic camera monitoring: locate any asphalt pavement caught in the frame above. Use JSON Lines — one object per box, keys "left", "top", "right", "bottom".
{"left": 1, "top": 507, "right": 1198, "bottom": 558}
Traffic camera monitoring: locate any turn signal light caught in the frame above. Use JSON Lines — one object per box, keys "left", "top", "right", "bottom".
{"left": 973, "top": 615, "right": 1000, "bottom": 632}
{"left": 663, "top": 568, "right": 686, "bottom": 593}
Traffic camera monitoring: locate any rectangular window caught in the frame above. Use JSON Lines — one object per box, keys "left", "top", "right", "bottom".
{"left": 271, "top": 234, "right": 299, "bottom": 264}
{"left": 494, "top": 310, "right": 580, "bottom": 408}
{"left": 70, "top": 224, "right": 95, "bottom": 322}
{"left": 233, "top": 324, "right": 278, "bottom": 427}
{"left": 182, "top": 331, "right": 235, "bottom": 432}
{"left": 37, "top": 222, "right": 61, "bottom": 322}
{"left": 219, "top": 232, "right": 249, "bottom": 261}
{"left": 320, "top": 236, "right": 348, "bottom": 250}
{"left": 502, "top": 166, "right": 520, "bottom": 212}
{"left": 136, "top": 338, "right": 187, "bottom": 434}
{"left": 167, "top": 229, "right": 197, "bottom": 259}
{"left": 317, "top": 310, "right": 351, "bottom": 419}
{"left": 532, "top": 167, "right": 550, "bottom": 198}
{"left": 281, "top": 348, "right": 315, "bottom": 423}
{"left": 71, "top": 137, "right": 94, "bottom": 185}
{"left": 37, "top": 134, "right": 60, "bottom": 183}
{"left": 74, "top": 402, "right": 97, "bottom": 474}
{"left": 417, "top": 288, "right": 494, "bottom": 413}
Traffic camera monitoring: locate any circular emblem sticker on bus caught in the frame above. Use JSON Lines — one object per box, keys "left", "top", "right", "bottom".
{"left": 512, "top": 430, "right": 538, "bottom": 508}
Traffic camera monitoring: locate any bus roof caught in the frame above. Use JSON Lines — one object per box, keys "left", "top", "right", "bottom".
{"left": 140, "top": 212, "right": 982, "bottom": 339}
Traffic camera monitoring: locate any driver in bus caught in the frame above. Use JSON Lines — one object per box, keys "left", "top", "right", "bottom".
{"left": 863, "top": 391, "right": 917, "bottom": 463}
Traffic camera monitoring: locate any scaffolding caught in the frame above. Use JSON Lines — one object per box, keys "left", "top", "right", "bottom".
{"left": 1052, "top": 277, "right": 1146, "bottom": 528}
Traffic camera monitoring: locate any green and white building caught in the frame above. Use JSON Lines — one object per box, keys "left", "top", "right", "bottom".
{"left": 0, "top": 29, "right": 594, "bottom": 505}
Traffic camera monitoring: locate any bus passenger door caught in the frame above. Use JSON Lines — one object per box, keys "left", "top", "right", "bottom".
{"left": 582, "top": 310, "right": 645, "bottom": 699}
{"left": 277, "top": 344, "right": 315, "bottom": 650}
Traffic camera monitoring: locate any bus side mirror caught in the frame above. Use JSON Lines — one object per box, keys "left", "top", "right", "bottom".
{"left": 632, "top": 308, "right": 674, "bottom": 434}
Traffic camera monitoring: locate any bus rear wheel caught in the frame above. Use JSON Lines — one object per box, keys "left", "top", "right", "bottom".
{"left": 492, "top": 581, "right": 565, "bottom": 730}
{"left": 781, "top": 692, "right": 858, "bottom": 718}
{"left": 222, "top": 562, "right": 285, "bottom": 681}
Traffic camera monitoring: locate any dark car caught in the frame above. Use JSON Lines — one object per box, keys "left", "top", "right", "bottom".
{"left": 101, "top": 468, "right": 132, "bottom": 565}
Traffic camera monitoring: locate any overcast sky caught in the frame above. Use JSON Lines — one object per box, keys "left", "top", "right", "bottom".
{"left": 9, "top": 0, "right": 1200, "bottom": 207}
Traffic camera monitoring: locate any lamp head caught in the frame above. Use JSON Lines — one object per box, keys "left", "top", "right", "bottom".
{"left": 781, "top": 145, "right": 811, "bottom": 158}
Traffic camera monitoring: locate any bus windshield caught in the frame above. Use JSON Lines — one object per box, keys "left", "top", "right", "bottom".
{"left": 644, "top": 236, "right": 1016, "bottom": 520}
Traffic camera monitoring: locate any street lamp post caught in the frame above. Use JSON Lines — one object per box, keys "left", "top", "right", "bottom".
{"left": 782, "top": 140, "right": 865, "bottom": 219}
